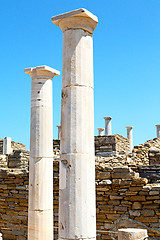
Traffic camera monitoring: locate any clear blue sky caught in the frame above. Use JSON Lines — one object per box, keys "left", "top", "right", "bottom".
{"left": 0, "top": 0, "right": 160, "bottom": 150}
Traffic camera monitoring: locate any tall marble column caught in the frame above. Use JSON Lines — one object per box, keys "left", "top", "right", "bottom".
{"left": 97, "top": 128, "right": 104, "bottom": 136}
{"left": 126, "top": 126, "right": 133, "bottom": 153}
{"left": 118, "top": 228, "right": 148, "bottom": 240}
{"left": 24, "top": 65, "right": 60, "bottom": 240}
{"left": 56, "top": 125, "right": 61, "bottom": 140}
{"left": 156, "top": 125, "right": 160, "bottom": 138}
{"left": 104, "top": 117, "right": 112, "bottom": 135}
{"left": 51, "top": 9, "right": 98, "bottom": 240}
{"left": 3, "top": 137, "right": 12, "bottom": 155}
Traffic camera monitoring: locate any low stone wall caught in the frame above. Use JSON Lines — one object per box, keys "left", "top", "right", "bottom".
{"left": 138, "top": 165, "right": 160, "bottom": 183}
{"left": 53, "top": 135, "right": 130, "bottom": 157}
{"left": 8, "top": 150, "right": 29, "bottom": 169}
{"left": 0, "top": 169, "right": 28, "bottom": 240}
{"left": 11, "top": 142, "right": 26, "bottom": 151}
{"left": 96, "top": 165, "right": 160, "bottom": 240}
{"left": 129, "top": 138, "right": 160, "bottom": 166}
{"left": 0, "top": 158, "right": 59, "bottom": 240}
{"left": 0, "top": 155, "right": 7, "bottom": 168}
{"left": 95, "top": 134, "right": 130, "bottom": 156}
{"left": 0, "top": 140, "right": 26, "bottom": 154}
{"left": 1, "top": 137, "right": 160, "bottom": 239}
{"left": 0, "top": 156, "right": 160, "bottom": 239}
{"left": 149, "top": 148, "right": 160, "bottom": 165}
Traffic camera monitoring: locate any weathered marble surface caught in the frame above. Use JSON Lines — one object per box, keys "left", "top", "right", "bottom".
{"left": 104, "top": 117, "right": 112, "bottom": 136}
{"left": 3, "top": 137, "right": 12, "bottom": 155}
{"left": 126, "top": 126, "right": 133, "bottom": 153}
{"left": 97, "top": 128, "right": 104, "bottom": 136}
{"left": 52, "top": 8, "right": 98, "bottom": 240}
{"left": 24, "top": 65, "right": 60, "bottom": 240}
{"left": 156, "top": 124, "right": 160, "bottom": 138}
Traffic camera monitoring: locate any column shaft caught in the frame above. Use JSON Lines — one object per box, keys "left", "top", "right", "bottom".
{"left": 104, "top": 117, "right": 112, "bottom": 135}
{"left": 24, "top": 66, "right": 60, "bottom": 240}
{"left": 126, "top": 127, "right": 133, "bottom": 153}
{"left": 52, "top": 9, "right": 98, "bottom": 240}
{"left": 57, "top": 125, "right": 61, "bottom": 140}
{"left": 156, "top": 125, "right": 160, "bottom": 138}
{"left": 97, "top": 128, "right": 104, "bottom": 136}
{"left": 3, "top": 137, "right": 12, "bottom": 155}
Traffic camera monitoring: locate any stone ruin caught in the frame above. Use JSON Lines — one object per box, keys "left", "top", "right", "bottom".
{"left": 2, "top": 7, "right": 159, "bottom": 240}
{"left": 0, "top": 135, "right": 160, "bottom": 239}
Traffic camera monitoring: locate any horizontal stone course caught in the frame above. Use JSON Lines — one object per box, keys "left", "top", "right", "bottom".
{"left": 0, "top": 137, "right": 160, "bottom": 239}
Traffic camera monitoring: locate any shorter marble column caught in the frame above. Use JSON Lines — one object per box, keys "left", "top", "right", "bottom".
{"left": 3, "top": 137, "right": 12, "bottom": 155}
{"left": 56, "top": 125, "right": 61, "bottom": 140}
{"left": 104, "top": 117, "right": 112, "bottom": 135}
{"left": 24, "top": 65, "right": 60, "bottom": 240}
{"left": 126, "top": 126, "right": 133, "bottom": 153}
{"left": 118, "top": 228, "right": 148, "bottom": 240}
{"left": 156, "top": 125, "right": 160, "bottom": 138}
{"left": 97, "top": 128, "right": 104, "bottom": 136}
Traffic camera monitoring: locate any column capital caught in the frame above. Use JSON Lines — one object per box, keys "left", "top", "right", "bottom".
{"left": 104, "top": 117, "right": 112, "bottom": 120}
{"left": 156, "top": 125, "right": 160, "bottom": 127}
{"left": 24, "top": 65, "right": 60, "bottom": 79}
{"left": 97, "top": 128, "right": 104, "bottom": 131}
{"left": 56, "top": 125, "right": 61, "bottom": 128}
{"left": 126, "top": 126, "right": 133, "bottom": 129}
{"left": 51, "top": 8, "right": 98, "bottom": 34}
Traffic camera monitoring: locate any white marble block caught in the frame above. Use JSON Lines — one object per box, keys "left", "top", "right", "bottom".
{"left": 118, "top": 228, "right": 148, "bottom": 240}
{"left": 3, "top": 137, "right": 12, "bottom": 155}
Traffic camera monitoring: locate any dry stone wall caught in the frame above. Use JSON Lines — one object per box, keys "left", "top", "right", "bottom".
{"left": 95, "top": 134, "right": 130, "bottom": 156}
{"left": 0, "top": 155, "right": 7, "bottom": 168}
{"left": 0, "top": 140, "right": 26, "bottom": 154}
{"left": 54, "top": 135, "right": 130, "bottom": 156}
{"left": 7, "top": 150, "right": 29, "bottom": 169}
{"left": 0, "top": 157, "right": 59, "bottom": 240}
{"left": 0, "top": 137, "right": 160, "bottom": 239}
{"left": 96, "top": 165, "right": 160, "bottom": 240}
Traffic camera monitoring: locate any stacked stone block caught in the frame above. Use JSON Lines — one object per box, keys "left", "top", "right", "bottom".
{"left": 96, "top": 165, "right": 160, "bottom": 240}
{"left": 0, "top": 155, "right": 160, "bottom": 239}
{"left": 11, "top": 142, "right": 26, "bottom": 151}
{"left": 0, "top": 137, "right": 160, "bottom": 239}
{"left": 95, "top": 134, "right": 130, "bottom": 157}
{"left": 0, "top": 169, "right": 28, "bottom": 240}
{"left": 0, "top": 155, "right": 7, "bottom": 168}
{"left": 7, "top": 150, "right": 29, "bottom": 169}
{"left": 53, "top": 140, "right": 60, "bottom": 150}
{"left": 0, "top": 140, "right": 26, "bottom": 154}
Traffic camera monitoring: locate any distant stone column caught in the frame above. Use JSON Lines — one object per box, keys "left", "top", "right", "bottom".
{"left": 97, "top": 128, "right": 104, "bottom": 136}
{"left": 118, "top": 228, "right": 148, "bottom": 240}
{"left": 156, "top": 125, "right": 160, "bottom": 138}
{"left": 57, "top": 125, "right": 61, "bottom": 140}
{"left": 126, "top": 126, "right": 133, "bottom": 153}
{"left": 24, "top": 65, "right": 60, "bottom": 240}
{"left": 3, "top": 137, "right": 12, "bottom": 154}
{"left": 104, "top": 117, "right": 112, "bottom": 135}
{"left": 52, "top": 8, "right": 98, "bottom": 240}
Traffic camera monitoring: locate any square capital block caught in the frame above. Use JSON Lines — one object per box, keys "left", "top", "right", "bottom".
{"left": 51, "top": 8, "right": 98, "bottom": 33}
